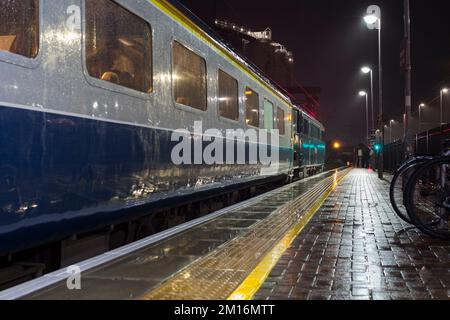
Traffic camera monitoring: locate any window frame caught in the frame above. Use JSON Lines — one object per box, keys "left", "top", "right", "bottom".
{"left": 244, "top": 86, "right": 260, "bottom": 128}
{"left": 0, "top": 0, "right": 42, "bottom": 69}
{"left": 81, "top": 0, "right": 154, "bottom": 100}
{"left": 217, "top": 67, "right": 239, "bottom": 124}
{"left": 171, "top": 39, "right": 208, "bottom": 114}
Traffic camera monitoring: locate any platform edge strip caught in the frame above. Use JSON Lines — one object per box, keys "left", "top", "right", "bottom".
{"left": 227, "top": 170, "right": 349, "bottom": 301}
{"left": 1, "top": 169, "right": 342, "bottom": 300}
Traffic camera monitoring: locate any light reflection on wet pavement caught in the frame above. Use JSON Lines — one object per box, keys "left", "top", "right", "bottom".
{"left": 25, "top": 170, "right": 343, "bottom": 300}
{"left": 254, "top": 170, "right": 450, "bottom": 300}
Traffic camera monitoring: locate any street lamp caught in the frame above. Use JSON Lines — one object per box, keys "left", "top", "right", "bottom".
{"left": 361, "top": 66, "right": 375, "bottom": 131}
{"left": 359, "top": 91, "right": 369, "bottom": 142}
{"left": 419, "top": 103, "right": 426, "bottom": 133}
{"left": 333, "top": 141, "right": 341, "bottom": 150}
{"left": 363, "top": 14, "right": 378, "bottom": 25}
{"left": 441, "top": 88, "right": 449, "bottom": 126}
{"left": 364, "top": 5, "right": 383, "bottom": 179}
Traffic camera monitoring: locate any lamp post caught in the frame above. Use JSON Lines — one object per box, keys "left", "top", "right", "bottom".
{"left": 361, "top": 67, "right": 375, "bottom": 131}
{"left": 384, "top": 125, "right": 391, "bottom": 144}
{"left": 364, "top": 5, "right": 383, "bottom": 179}
{"left": 419, "top": 103, "right": 425, "bottom": 133}
{"left": 441, "top": 88, "right": 449, "bottom": 127}
{"left": 389, "top": 120, "right": 395, "bottom": 143}
{"left": 359, "top": 91, "right": 369, "bottom": 142}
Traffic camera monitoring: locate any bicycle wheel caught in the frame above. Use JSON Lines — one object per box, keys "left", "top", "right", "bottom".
{"left": 389, "top": 156, "right": 433, "bottom": 224}
{"left": 404, "top": 157, "right": 450, "bottom": 240}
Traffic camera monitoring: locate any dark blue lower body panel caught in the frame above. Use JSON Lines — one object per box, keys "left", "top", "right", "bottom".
{"left": 0, "top": 106, "right": 292, "bottom": 253}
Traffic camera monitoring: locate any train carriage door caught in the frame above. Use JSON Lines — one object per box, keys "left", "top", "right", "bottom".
{"left": 292, "top": 109, "right": 302, "bottom": 167}
{"left": 304, "top": 117, "right": 311, "bottom": 166}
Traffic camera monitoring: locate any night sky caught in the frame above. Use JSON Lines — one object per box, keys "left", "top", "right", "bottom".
{"left": 178, "top": 0, "right": 450, "bottom": 146}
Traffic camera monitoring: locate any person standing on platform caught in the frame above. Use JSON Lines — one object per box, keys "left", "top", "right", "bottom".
{"left": 369, "top": 147, "right": 375, "bottom": 170}
{"left": 357, "top": 146, "right": 363, "bottom": 168}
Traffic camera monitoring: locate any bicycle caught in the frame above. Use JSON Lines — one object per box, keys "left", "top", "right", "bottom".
{"left": 389, "top": 155, "right": 433, "bottom": 224}
{"left": 404, "top": 156, "right": 450, "bottom": 240}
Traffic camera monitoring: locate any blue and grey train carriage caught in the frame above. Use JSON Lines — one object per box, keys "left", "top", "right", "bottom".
{"left": 0, "top": 0, "right": 325, "bottom": 259}
{"left": 291, "top": 106, "right": 326, "bottom": 177}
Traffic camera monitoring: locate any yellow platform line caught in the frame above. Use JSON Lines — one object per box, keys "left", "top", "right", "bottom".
{"left": 228, "top": 170, "right": 349, "bottom": 300}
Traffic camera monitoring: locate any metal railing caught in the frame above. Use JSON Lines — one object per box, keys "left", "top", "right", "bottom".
{"left": 384, "top": 123, "right": 450, "bottom": 172}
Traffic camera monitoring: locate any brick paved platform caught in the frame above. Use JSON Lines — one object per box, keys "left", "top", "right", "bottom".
{"left": 254, "top": 169, "right": 450, "bottom": 300}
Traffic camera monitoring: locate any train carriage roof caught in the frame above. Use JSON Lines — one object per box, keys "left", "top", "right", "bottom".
{"left": 295, "top": 106, "right": 325, "bottom": 132}
{"left": 153, "top": 0, "right": 325, "bottom": 129}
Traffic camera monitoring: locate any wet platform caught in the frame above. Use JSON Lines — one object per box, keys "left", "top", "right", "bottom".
{"left": 4, "top": 168, "right": 449, "bottom": 300}
{"left": 11, "top": 168, "right": 349, "bottom": 300}
{"left": 254, "top": 169, "right": 450, "bottom": 300}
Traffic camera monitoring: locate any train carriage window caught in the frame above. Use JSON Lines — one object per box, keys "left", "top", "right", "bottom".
{"left": 173, "top": 41, "right": 207, "bottom": 111}
{"left": 303, "top": 118, "right": 310, "bottom": 135}
{"left": 263, "top": 99, "right": 274, "bottom": 130}
{"left": 85, "top": 0, "right": 152, "bottom": 93}
{"left": 275, "top": 107, "right": 285, "bottom": 135}
{"left": 311, "top": 124, "right": 317, "bottom": 139}
{"left": 0, "top": 0, "right": 39, "bottom": 58}
{"left": 218, "top": 69, "right": 238, "bottom": 120}
{"left": 312, "top": 125, "right": 320, "bottom": 139}
{"left": 297, "top": 111, "right": 303, "bottom": 133}
{"left": 244, "top": 87, "right": 259, "bottom": 127}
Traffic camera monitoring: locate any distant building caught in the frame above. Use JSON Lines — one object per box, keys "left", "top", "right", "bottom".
{"left": 177, "top": 0, "right": 321, "bottom": 116}
{"left": 213, "top": 20, "right": 295, "bottom": 88}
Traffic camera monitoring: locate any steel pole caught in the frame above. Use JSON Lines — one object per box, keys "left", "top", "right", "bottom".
{"left": 419, "top": 106, "right": 422, "bottom": 134}
{"left": 441, "top": 91, "right": 444, "bottom": 128}
{"left": 366, "top": 95, "right": 369, "bottom": 142}
{"left": 378, "top": 23, "right": 384, "bottom": 179}
{"left": 370, "top": 70, "right": 375, "bottom": 131}
{"left": 390, "top": 122, "right": 392, "bottom": 143}
{"left": 403, "top": 0, "right": 414, "bottom": 157}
